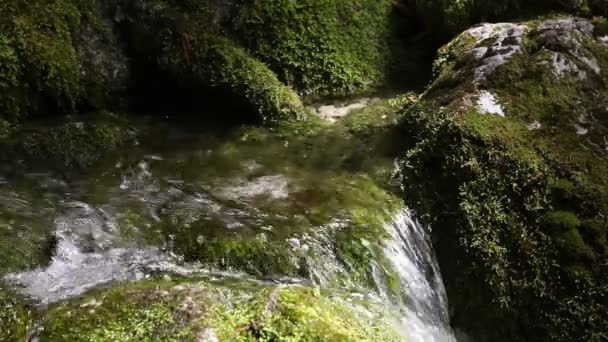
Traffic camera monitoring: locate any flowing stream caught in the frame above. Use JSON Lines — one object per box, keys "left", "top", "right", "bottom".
{"left": 0, "top": 119, "right": 456, "bottom": 341}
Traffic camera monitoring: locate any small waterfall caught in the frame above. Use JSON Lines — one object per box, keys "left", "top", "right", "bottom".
{"left": 382, "top": 209, "right": 456, "bottom": 342}
{"left": 3, "top": 159, "right": 457, "bottom": 340}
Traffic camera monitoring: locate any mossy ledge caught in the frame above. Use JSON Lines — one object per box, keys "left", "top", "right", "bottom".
{"left": 38, "top": 278, "right": 402, "bottom": 341}
{"left": 398, "top": 17, "right": 608, "bottom": 342}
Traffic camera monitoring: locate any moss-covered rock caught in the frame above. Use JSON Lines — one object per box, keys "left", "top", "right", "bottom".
{"left": 232, "top": 0, "right": 396, "bottom": 98}
{"left": 116, "top": 0, "right": 408, "bottom": 122}
{"left": 40, "top": 278, "right": 403, "bottom": 341}
{"left": 398, "top": 17, "right": 608, "bottom": 342}
{"left": 0, "top": 0, "right": 128, "bottom": 122}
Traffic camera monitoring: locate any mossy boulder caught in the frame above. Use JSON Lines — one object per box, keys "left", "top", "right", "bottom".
{"left": 115, "top": 0, "right": 406, "bottom": 122}
{"left": 0, "top": 0, "right": 128, "bottom": 122}
{"left": 232, "top": 0, "right": 397, "bottom": 98}
{"left": 39, "top": 278, "right": 403, "bottom": 341}
{"left": 398, "top": 17, "right": 608, "bottom": 342}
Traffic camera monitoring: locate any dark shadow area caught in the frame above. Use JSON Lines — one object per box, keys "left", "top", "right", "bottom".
{"left": 126, "top": 54, "right": 261, "bottom": 127}
{"left": 110, "top": 6, "right": 262, "bottom": 129}
{"left": 385, "top": 4, "right": 438, "bottom": 93}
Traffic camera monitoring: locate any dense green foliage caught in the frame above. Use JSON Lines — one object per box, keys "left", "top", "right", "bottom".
{"left": 399, "top": 18, "right": 608, "bottom": 342}
{"left": 124, "top": 0, "right": 402, "bottom": 121}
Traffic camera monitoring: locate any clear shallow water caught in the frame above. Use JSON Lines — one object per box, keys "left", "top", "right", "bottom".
{"left": 0, "top": 121, "right": 455, "bottom": 341}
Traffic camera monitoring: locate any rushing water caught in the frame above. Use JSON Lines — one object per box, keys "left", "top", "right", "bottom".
{"left": 0, "top": 120, "right": 456, "bottom": 341}
{"left": 384, "top": 211, "right": 455, "bottom": 342}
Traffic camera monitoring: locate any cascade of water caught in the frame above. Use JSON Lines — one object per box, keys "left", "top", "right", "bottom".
{"left": 3, "top": 160, "right": 457, "bottom": 341}
{"left": 382, "top": 210, "right": 456, "bottom": 342}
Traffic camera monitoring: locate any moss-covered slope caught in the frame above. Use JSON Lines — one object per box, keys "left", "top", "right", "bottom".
{"left": 399, "top": 17, "right": 608, "bottom": 342}
{"left": 38, "top": 279, "right": 402, "bottom": 341}
{"left": 231, "top": 0, "right": 397, "bottom": 98}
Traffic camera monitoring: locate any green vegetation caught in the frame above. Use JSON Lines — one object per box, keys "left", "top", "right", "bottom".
{"left": 41, "top": 279, "right": 402, "bottom": 341}
{"left": 126, "top": 0, "right": 403, "bottom": 121}
{"left": 0, "top": 0, "right": 126, "bottom": 122}
{"left": 159, "top": 35, "right": 306, "bottom": 123}
{"left": 411, "top": 0, "right": 608, "bottom": 41}
{"left": 232, "top": 0, "right": 396, "bottom": 98}
{"left": 121, "top": 99, "right": 407, "bottom": 291}
{"left": 0, "top": 0, "right": 84, "bottom": 120}
{"left": 4, "top": 0, "right": 608, "bottom": 340}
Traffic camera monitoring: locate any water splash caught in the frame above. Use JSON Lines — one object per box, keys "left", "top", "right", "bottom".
{"left": 5, "top": 201, "right": 200, "bottom": 304}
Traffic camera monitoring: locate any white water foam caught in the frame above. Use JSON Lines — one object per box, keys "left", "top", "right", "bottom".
{"left": 383, "top": 210, "right": 456, "bottom": 342}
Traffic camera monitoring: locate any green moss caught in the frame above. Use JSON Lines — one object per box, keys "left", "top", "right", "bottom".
{"left": 41, "top": 280, "right": 197, "bottom": 342}
{"left": 209, "top": 286, "right": 401, "bottom": 341}
{"left": 41, "top": 279, "right": 402, "bottom": 341}
{"left": 188, "top": 40, "right": 307, "bottom": 123}
{"left": 416, "top": 0, "right": 595, "bottom": 39}
{"left": 580, "top": 218, "right": 608, "bottom": 254}
{"left": 232, "top": 0, "right": 396, "bottom": 98}
{"left": 553, "top": 228, "right": 596, "bottom": 263}
{"left": 152, "top": 172, "right": 402, "bottom": 285}
{"left": 0, "top": 0, "right": 85, "bottom": 119}
{"left": 0, "top": 0, "right": 128, "bottom": 121}
{"left": 130, "top": 0, "right": 307, "bottom": 123}
{"left": 123, "top": 0, "right": 411, "bottom": 121}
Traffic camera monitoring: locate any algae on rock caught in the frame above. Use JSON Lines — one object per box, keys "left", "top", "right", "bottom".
{"left": 0, "top": 112, "right": 135, "bottom": 170}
